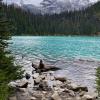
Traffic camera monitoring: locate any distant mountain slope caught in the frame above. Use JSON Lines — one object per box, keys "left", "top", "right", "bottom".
{"left": 22, "top": 4, "right": 41, "bottom": 14}
{"left": 3, "top": 0, "right": 99, "bottom": 14}
{"left": 20, "top": 0, "right": 99, "bottom": 14}
{"left": 40, "top": 0, "right": 98, "bottom": 14}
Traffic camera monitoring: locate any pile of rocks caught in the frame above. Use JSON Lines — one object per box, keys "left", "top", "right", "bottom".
{"left": 9, "top": 62, "right": 98, "bottom": 100}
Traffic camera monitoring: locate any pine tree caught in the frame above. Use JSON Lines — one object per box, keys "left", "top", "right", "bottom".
{"left": 0, "top": 1, "right": 23, "bottom": 99}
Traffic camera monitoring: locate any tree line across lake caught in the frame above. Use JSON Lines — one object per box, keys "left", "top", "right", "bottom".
{"left": 1, "top": 1, "right": 100, "bottom": 36}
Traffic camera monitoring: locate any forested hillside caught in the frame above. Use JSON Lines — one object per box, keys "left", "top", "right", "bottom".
{"left": 1, "top": 2, "right": 100, "bottom": 35}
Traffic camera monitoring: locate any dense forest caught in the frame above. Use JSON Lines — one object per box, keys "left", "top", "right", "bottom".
{"left": 1, "top": 1, "right": 100, "bottom": 36}
{"left": 0, "top": 1, "right": 23, "bottom": 99}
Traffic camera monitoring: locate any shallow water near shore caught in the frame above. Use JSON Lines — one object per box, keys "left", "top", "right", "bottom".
{"left": 9, "top": 36, "right": 100, "bottom": 93}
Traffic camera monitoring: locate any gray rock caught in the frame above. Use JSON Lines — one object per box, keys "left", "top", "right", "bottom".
{"left": 39, "top": 80, "right": 51, "bottom": 91}
{"left": 34, "top": 77, "right": 41, "bottom": 85}
{"left": 30, "top": 97, "right": 36, "bottom": 100}
{"left": 75, "top": 96, "right": 81, "bottom": 100}
{"left": 33, "top": 63, "right": 60, "bottom": 72}
{"left": 82, "top": 93, "right": 98, "bottom": 100}
{"left": 79, "top": 91, "right": 86, "bottom": 97}
{"left": 82, "top": 94, "right": 93, "bottom": 100}
{"left": 55, "top": 80, "right": 63, "bottom": 86}
{"left": 51, "top": 91, "right": 62, "bottom": 100}
{"left": 40, "top": 75, "right": 46, "bottom": 80}
{"left": 33, "top": 73, "right": 39, "bottom": 79}
{"left": 68, "top": 83, "right": 78, "bottom": 90}
{"left": 32, "top": 93, "right": 42, "bottom": 99}
{"left": 16, "top": 82, "right": 28, "bottom": 88}
{"left": 17, "top": 88, "right": 26, "bottom": 92}
{"left": 44, "top": 65, "right": 60, "bottom": 71}
{"left": 69, "top": 90, "right": 75, "bottom": 97}
{"left": 62, "top": 89, "right": 75, "bottom": 97}
{"left": 8, "top": 82, "right": 17, "bottom": 88}
{"left": 25, "top": 73, "right": 31, "bottom": 80}
{"left": 54, "top": 77, "right": 66, "bottom": 83}
{"left": 68, "top": 83, "right": 88, "bottom": 92}
{"left": 8, "top": 96, "right": 17, "bottom": 100}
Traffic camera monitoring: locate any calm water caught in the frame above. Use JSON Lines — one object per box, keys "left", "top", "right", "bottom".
{"left": 9, "top": 36, "right": 100, "bottom": 92}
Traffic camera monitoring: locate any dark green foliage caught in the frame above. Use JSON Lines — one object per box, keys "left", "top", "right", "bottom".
{"left": 96, "top": 67, "right": 100, "bottom": 96}
{"left": 1, "top": 1, "right": 100, "bottom": 36}
{"left": 0, "top": 1, "right": 23, "bottom": 100}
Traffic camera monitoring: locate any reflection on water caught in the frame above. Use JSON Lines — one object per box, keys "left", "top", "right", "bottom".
{"left": 9, "top": 36, "right": 100, "bottom": 92}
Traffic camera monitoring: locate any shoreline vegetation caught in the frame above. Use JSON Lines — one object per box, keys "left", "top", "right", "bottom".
{"left": 9, "top": 60, "right": 98, "bottom": 100}
{"left": 96, "top": 67, "right": 100, "bottom": 96}
{"left": 0, "top": 0, "right": 23, "bottom": 100}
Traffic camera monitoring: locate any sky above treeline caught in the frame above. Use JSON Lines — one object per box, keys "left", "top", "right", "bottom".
{"left": 3, "top": 0, "right": 99, "bottom": 6}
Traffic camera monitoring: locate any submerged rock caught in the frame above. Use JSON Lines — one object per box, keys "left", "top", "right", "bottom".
{"left": 44, "top": 65, "right": 60, "bottom": 72}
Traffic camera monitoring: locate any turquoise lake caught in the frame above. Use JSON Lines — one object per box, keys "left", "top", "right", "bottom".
{"left": 9, "top": 36, "right": 100, "bottom": 92}
{"left": 9, "top": 36, "right": 100, "bottom": 60}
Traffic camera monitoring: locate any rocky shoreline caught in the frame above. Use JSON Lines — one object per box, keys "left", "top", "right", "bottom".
{"left": 9, "top": 62, "right": 98, "bottom": 100}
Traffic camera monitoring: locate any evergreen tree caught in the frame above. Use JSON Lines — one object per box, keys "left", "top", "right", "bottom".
{"left": 0, "top": 1, "right": 23, "bottom": 99}
{"left": 4, "top": 1, "right": 100, "bottom": 36}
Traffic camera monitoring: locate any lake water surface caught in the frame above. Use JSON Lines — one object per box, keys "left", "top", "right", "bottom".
{"left": 9, "top": 36, "right": 100, "bottom": 93}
